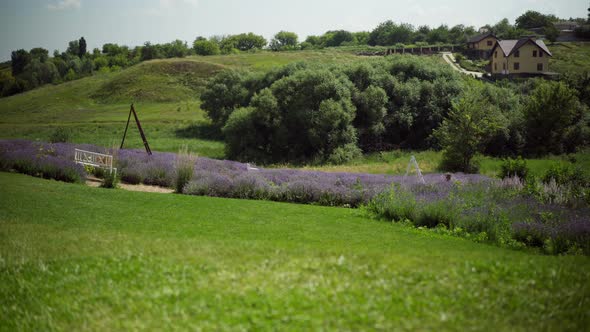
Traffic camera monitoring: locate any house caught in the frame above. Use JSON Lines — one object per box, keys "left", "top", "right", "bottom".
{"left": 466, "top": 32, "right": 498, "bottom": 58}
{"left": 489, "top": 38, "right": 552, "bottom": 76}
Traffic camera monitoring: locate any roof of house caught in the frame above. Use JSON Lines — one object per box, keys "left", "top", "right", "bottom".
{"left": 491, "top": 38, "right": 552, "bottom": 57}
{"left": 467, "top": 32, "right": 497, "bottom": 44}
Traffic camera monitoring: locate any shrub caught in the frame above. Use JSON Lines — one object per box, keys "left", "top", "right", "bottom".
{"left": 499, "top": 157, "right": 529, "bottom": 179}
{"left": 49, "top": 127, "right": 71, "bottom": 143}
{"left": 542, "top": 164, "right": 587, "bottom": 186}
{"left": 174, "top": 146, "right": 197, "bottom": 193}
{"left": 365, "top": 186, "right": 417, "bottom": 222}
{"left": 414, "top": 200, "right": 458, "bottom": 228}
{"left": 435, "top": 84, "right": 503, "bottom": 173}
{"left": 183, "top": 172, "right": 232, "bottom": 197}
{"left": 100, "top": 169, "right": 118, "bottom": 188}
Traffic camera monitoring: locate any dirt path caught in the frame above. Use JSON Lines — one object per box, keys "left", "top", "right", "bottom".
{"left": 86, "top": 177, "right": 174, "bottom": 194}
{"left": 441, "top": 52, "right": 484, "bottom": 78}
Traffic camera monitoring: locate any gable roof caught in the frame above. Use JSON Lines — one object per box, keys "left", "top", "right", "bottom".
{"left": 467, "top": 32, "right": 497, "bottom": 44}
{"left": 491, "top": 38, "right": 552, "bottom": 57}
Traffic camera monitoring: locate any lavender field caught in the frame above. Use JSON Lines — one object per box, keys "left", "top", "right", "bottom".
{"left": 1, "top": 139, "right": 588, "bottom": 254}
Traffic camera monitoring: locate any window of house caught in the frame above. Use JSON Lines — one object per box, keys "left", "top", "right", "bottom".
{"left": 533, "top": 50, "right": 538, "bottom": 57}
{"left": 539, "top": 51, "right": 543, "bottom": 58}
{"left": 537, "top": 63, "right": 543, "bottom": 71}
{"left": 514, "top": 50, "right": 520, "bottom": 58}
{"left": 514, "top": 62, "right": 520, "bottom": 70}
{"left": 494, "top": 63, "right": 497, "bottom": 71}
{"left": 494, "top": 51, "right": 497, "bottom": 58}
{"left": 487, "top": 40, "right": 493, "bottom": 46}
{"left": 502, "top": 63, "right": 506, "bottom": 70}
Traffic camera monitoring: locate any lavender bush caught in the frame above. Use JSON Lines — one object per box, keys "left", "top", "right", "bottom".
{"left": 1, "top": 139, "right": 588, "bottom": 255}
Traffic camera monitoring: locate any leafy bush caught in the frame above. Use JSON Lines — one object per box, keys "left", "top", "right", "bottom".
{"left": 435, "top": 84, "right": 503, "bottom": 173}
{"left": 174, "top": 146, "right": 197, "bottom": 193}
{"left": 100, "top": 169, "right": 118, "bottom": 188}
{"left": 499, "top": 157, "right": 529, "bottom": 179}
{"left": 49, "top": 127, "right": 71, "bottom": 143}
{"left": 414, "top": 200, "right": 458, "bottom": 228}
{"left": 542, "top": 164, "right": 587, "bottom": 186}
{"left": 365, "top": 186, "right": 417, "bottom": 222}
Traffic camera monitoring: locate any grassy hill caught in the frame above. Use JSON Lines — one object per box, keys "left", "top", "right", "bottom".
{"left": 1, "top": 172, "right": 588, "bottom": 330}
{"left": 0, "top": 50, "right": 359, "bottom": 157}
{"left": 549, "top": 42, "right": 590, "bottom": 74}
{"left": 1, "top": 46, "right": 588, "bottom": 174}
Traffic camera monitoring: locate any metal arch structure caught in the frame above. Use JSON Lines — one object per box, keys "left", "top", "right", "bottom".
{"left": 120, "top": 103, "right": 152, "bottom": 155}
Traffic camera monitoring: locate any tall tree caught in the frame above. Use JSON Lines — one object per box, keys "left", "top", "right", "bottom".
{"left": 78, "top": 37, "right": 87, "bottom": 57}
{"left": 10, "top": 49, "right": 31, "bottom": 75}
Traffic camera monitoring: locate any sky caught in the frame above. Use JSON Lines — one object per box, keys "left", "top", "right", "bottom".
{"left": 0, "top": 0, "right": 588, "bottom": 61}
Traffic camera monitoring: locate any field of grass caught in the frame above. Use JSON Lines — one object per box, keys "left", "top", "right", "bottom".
{"left": 0, "top": 172, "right": 589, "bottom": 330}
{"left": 305, "top": 149, "right": 590, "bottom": 178}
{"left": 548, "top": 42, "right": 590, "bottom": 74}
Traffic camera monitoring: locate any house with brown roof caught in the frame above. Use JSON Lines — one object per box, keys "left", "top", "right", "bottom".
{"left": 489, "top": 38, "right": 552, "bottom": 76}
{"left": 466, "top": 32, "right": 498, "bottom": 58}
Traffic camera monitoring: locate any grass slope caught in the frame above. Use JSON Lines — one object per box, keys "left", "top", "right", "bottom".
{"left": 0, "top": 172, "right": 589, "bottom": 330}
{"left": 549, "top": 42, "right": 590, "bottom": 74}
{"left": 0, "top": 50, "right": 359, "bottom": 157}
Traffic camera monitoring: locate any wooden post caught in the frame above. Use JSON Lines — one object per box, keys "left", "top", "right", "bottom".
{"left": 120, "top": 104, "right": 152, "bottom": 155}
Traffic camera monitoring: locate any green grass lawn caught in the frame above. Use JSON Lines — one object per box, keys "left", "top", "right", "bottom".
{"left": 0, "top": 172, "right": 589, "bottom": 330}
{"left": 549, "top": 42, "right": 590, "bottom": 74}
{"left": 305, "top": 149, "right": 590, "bottom": 178}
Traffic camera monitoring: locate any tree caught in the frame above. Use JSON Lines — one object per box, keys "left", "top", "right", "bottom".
{"left": 140, "top": 42, "right": 162, "bottom": 61}
{"left": 193, "top": 38, "right": 220, "bottom": 56}
{"left": 270, "top": 31, "right": 299, "bottom": 51}
{"left": 544, "top": 24, "right": 559, "bottom": 43}
{"left": 229, "top": 33, "right": 267, "bottom": 51}
{"left": 515, "top": 10, "right": 557, "bottom": 29}
{"left": 78, "top": 37, "right": 87, "bottom": 57}
{"left": 30, "top": 48, "right": 49, "bottom": 63}
{"left": 523, "top": 81, "right": 588, "bottom": 154}
{"left": 200, "top": 70, "right": 250, "bottom": 128}
{"left": 368, "top": 21, "right": 414, "bottom": 46}
{"left": 10, "top": 49, "right": 31, "bottom": 75}
{"left": 434, "top": 84, "right": 503, "bottom": 173}
{"left": 323, "top": 30, "right": 354, "bottom": 47}
{"left": 67, "top": 40, "right": 80, "bottom": 56}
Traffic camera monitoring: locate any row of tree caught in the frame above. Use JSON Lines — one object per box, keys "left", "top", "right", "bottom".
{"left": 200, "top": 56, "right": 590, "bottom": 167}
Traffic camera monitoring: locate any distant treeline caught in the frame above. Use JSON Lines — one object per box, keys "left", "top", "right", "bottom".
{"left": 1, "top": 10, "right": 588, "bottom": 98}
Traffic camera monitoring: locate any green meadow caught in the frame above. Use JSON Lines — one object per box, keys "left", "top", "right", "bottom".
{"left": 1, "top": 172, "right": 589, "bottom": 330}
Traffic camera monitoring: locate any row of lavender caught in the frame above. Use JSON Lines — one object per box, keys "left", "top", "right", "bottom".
{"left": 0, "top": 140, "right": 488, "bottom": 205}
{"left": 1, "top": 140, "right": 587, "bottom": 254}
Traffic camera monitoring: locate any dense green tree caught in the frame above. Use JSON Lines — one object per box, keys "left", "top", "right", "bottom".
{"left": 305, "top": 35, "right": 322, "bottom": 46}
{"left": 544, "top": 24, "right": 559, "bottom": 42}
{"left": 523, "top": 81, "right": 589, "bottom": 154}
{"left": 140, "top": 42, "right": 161, "bottom": 61}
{"left": 193, "top": 38, "right": 220, "bottom": 55}
{"left": 66, "top": 40, "right": 80, "bottom": 56}
{"left": 229, "top": 33, "right": 267, "bottom": 51}
{"left": 78, "top": 37, "right": 87, "bottom": 57}
{"left": 201, "top": 70, "right": 250, "bottom": 128}
{"left": 11, "top": 49, "right": 31, "bottom": 75}
{"left": 352, "top": 32, "right": 370, "bottom": 45}
{"left": 515, "top": 10, "right": 558, "bottom": 29}
{"left": 323, "top": 30, "right": 354, "bottom": 47}
{"left": 270, "top": 31, "right": 299, "bottom": 51}
{"left": 368, "top": 21, "right": 414, "bottom": 45}
{"left": 434, "top": 84, "right": 503, "bottom": 173}
{"left": 30, "top": 48, "right": 49, "bottom": 63}
{"left": 223, "top": 69, "right": 358, "bottom": 164}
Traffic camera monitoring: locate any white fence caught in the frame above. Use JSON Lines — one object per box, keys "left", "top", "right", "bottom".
{"left": 74, "top": 149, "right": 117, "bottom": 176}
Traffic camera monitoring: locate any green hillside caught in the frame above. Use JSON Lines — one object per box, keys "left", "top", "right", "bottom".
{"left": 1, "top": 172, "right": 588, "bottom": 330}
{"left": 0, "top": 50, "right": 361, "bottom": 157}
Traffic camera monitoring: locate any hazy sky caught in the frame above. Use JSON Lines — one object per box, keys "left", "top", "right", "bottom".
{"left": 0, "top": 0, "right": 588, "bottom": 61}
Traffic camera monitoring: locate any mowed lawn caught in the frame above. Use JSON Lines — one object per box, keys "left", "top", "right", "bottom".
{"left": 0, "top": 172, "right": 589, "bottom": 331}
